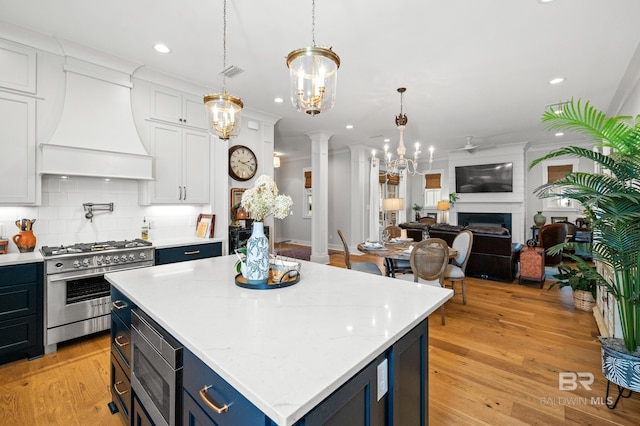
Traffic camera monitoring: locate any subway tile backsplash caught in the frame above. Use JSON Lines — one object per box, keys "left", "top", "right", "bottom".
{"left": 0, "top": 176, "right": 203, "bottom": 253}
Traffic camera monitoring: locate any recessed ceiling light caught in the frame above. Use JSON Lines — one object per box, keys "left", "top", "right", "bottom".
{"left": 538, "top": 0, "right": 555, "bottom": 3}
{"left": 153, "top": 43, "right": 171, "bottom": 54}
{"left": 383, "top": 138, "right": 390, "bottom": 142}
{"left": 555, "top": 132, "right": 564, "bottom": 137}
{"left": 274, "top": 97, "right": 284, "bottom": 103}
{"left": 346, "top": 124, "right": 354, "bottom": 129}
{"left": 549, "top": 77, "right": 565, "bottom": 85}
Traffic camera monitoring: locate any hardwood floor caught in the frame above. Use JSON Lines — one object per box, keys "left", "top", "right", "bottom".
{"left": 1, "top": 246, "right": 637, "bottom": 425}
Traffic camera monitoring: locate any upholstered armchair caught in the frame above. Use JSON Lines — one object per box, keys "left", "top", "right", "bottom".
{"left": 538, "top": 223, "right": 568, "bottom": 267}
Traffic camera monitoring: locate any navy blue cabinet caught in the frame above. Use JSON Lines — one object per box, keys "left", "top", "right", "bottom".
{"left": 155, "top": 242, "right": 222, "bottom": 265}
{"left": 181, "top": 317, "right": 428, "bottom": 425}
{"left": 0, "top": 262, "right": 43, "bottom": 365}
{"left": 109, "top": 286, "right": 136, "bottom": 422}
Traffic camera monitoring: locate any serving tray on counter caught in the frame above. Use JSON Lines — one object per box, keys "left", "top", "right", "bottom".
{"left": 234, "top": 272, "right": 300, "bottom": 290}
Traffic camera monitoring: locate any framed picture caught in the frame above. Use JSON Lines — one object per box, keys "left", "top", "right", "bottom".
{"left": 551, "top": 216, "right": 568, "bottom": 223}
{"left": 196, "top": 214, "right": 215, "bottom": 238}
{"left": 229, "top": 188, "right": 251, "bottom": 220}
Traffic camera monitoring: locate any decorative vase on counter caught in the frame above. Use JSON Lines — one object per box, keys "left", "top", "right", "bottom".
{"left": 245, "top": 221, "right": 269, "bottom": 284}
{"left": 12, "top": 230, "right": 37, "bottom": 253}
{"left": 533, "top": 211, "right": 547, "bottom": 227}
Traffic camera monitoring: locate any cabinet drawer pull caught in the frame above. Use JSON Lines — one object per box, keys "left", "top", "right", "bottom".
{"left": 114, "top": 335, "right": 129, "bottom": 347}
{"left": 112, "top": 300, "right": 127, "bottom": 310}
{"left": 184, "top": 250, "right": 201, "bottom": 255}
{"left": 113, "top": 381, "right": 128, "bottom": 396}
{"left": 199, "top": 385, "right": 228, "bottom": 414}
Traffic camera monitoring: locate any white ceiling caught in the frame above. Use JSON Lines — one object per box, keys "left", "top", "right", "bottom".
{"left": 2, "top": 0, "right": 640, "bottom": 162}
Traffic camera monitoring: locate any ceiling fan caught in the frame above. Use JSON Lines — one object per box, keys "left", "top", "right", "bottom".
{"left": 454, "top": 136, "right": 493, "bottom": 153}
{"left": 456, "top": 136, "right": 479, "bottom": 152}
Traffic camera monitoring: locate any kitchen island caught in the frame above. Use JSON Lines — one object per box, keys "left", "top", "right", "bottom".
{"left": 105, "top": 255, "right": 452, "bottom": 425}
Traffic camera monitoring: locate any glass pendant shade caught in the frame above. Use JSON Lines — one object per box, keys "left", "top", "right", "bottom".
{"left": 286, "top": 46, "right": 340, "bottom": 116}
{"left": 203, "top": 92, "right": 244, "bottom": 140}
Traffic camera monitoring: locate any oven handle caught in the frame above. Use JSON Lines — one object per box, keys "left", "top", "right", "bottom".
{"left": 47, "top": 263, "right": 154, "bottom": 282}
{"left": 199, "top": 385, "right": 229, "bottom": 414}
{"left": 48, "top": 270, "right": 110, "bottom": 282}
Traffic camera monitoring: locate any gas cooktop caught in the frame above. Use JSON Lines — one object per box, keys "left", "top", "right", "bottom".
{"left": 41, "top": 239, "right": 152, "bottom": 256}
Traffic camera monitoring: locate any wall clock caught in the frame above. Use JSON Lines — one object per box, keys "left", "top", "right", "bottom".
{"left": 229, "top": 145, "right": 258, "bottom": 181}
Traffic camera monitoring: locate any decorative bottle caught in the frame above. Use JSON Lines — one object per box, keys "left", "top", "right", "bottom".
{"left": 141, "top": 217, "right": 149, "bottom": 241}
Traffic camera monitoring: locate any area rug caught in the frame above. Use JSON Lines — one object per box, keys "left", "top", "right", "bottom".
{"left": 276, "top": 246, "right": 312, "bottom": 261}
{"left": 275, "top": 245, "right": 340, "bottom": 261}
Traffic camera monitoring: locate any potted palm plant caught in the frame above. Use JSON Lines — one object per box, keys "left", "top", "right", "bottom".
{"left": 530, "top": 99, "right": 640, "bottom": 398}
{"left": 549, "top": 264, "right": 597, "bottom": 312}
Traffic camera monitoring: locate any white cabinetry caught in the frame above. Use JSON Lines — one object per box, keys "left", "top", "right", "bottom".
{"left": 0, "top": 91, "right": 36, "bottom": 204}
{"left": 140, "top": 123, "right": 210, "bottom": 204}
{"left": 150, "top": 86, "right": 207, "bottom": 130}
{"left": 0, "top": 40, "right": 36, "bottom": 93}
{"left": 594, "top": 261, "right": 622, "bottom": 338}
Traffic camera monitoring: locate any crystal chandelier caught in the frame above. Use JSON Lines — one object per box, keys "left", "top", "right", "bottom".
{"left": 372, "top": 88, "right": 433, "bottom": 176}
{"left": 203, "top": 0, "right": 243, "bottom": 140}
{"left": 286, "top": 0, "right": 340, "bottom": 116}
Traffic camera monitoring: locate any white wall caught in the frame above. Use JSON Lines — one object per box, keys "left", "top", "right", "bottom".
{"left": 0, "top": 175, "right": 202, "bottom": 253}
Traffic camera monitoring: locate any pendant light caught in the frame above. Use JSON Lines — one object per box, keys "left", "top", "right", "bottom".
{"left": 203, "top": 0, "right": 243, "bottom": 140}
{"left": 286, "top": 0, "right": 340, "bottom": 116}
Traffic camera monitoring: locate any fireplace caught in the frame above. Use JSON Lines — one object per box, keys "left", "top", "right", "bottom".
{"left": 457, "top": 212, "right": 512, "bottom": 234}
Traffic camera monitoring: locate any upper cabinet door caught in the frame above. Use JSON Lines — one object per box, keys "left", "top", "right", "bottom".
{"left": 0, "top": 92, "right": 36, "bottom": 204}
{"left": 150, "top": 86, "right": 207, "bottom": 130}
{"left": 182, "top": 93, "right": 208, "bottom": 130}
{"left": 0, "top": 40, "right": 36, "bottom": 94}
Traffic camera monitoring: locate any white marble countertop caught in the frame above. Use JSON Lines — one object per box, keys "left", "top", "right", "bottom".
{"left": 151, "top": 236, "right": 224, "bottom": 249}
{"left": 0, "top": 251, "right": 43, "bottom": 267}
{"left": 105, "top": 255, "right": 452, "bottom": 425}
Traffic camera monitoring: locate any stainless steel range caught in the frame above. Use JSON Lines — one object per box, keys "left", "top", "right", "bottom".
{"left": 41, "top": 239, "right": 154, "bottom": 353}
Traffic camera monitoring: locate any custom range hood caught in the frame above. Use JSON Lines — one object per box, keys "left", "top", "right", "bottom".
{"left": 41, "top": 49, "right": 152, "bottom": 180}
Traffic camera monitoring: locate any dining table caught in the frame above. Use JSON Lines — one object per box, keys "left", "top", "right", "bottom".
{"left": 357, "top": 239, "right": 458, "bottom": 277}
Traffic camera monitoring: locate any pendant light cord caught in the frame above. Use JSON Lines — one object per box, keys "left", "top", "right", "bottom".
{"left": 222, "top": 0, "right": 228, "bottom": 92}
{"left": 311, "top": 0, "right": 316, "bottom": 46}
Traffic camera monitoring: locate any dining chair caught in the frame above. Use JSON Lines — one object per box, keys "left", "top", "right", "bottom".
{"left": 383, "top": 225, "right": 412, "bottom": 277}
{"left": 397, "top": 238, "right": 450, "bottom": 324}
{"left": 443, "top": 230, "right": 473, "bottom": 305}
{"left": 337, "top": 229, "right": 382, "bottom": 275}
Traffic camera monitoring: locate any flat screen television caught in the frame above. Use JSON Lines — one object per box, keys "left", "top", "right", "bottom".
{"left": 455, "top": 162, "right": 513, "bottom": 193}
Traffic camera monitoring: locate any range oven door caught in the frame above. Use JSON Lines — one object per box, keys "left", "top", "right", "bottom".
{"left": 131, "top": 309, "right": 182, "bottom": 426}
{"left": 46, "top": 269, "right": 112, "bottom": 328}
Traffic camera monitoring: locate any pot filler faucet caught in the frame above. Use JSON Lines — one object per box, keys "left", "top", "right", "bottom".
{"left": 83, "top": 202, "right": 114, "bottom": 222}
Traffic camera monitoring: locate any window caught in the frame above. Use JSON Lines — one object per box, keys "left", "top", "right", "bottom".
{"left": 424, "top": 173, "right": 441, "bottom": 208}
{"left": 542, "top": 159, "right": 579, "bottom": 209}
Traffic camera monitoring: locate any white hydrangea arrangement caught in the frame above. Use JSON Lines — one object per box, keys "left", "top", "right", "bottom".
{"left": 241, "top": 175, "right": 293, "bottom": 222}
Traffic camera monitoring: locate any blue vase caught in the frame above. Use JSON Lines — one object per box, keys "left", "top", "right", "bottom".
{"left": 245, "top": 222, "right": 269, "bottom": 284}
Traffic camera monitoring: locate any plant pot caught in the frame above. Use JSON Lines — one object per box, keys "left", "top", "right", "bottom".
{"left": 415, "top": 212, "right": 421, "bottom": 221}
{"left": 600, "top": 337, "right": 640, "bottom": 392}
{"left": 573, "top": 289, "right": 595, "bottom": 312}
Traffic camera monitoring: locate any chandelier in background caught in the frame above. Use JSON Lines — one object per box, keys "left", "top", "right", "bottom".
{"left": 203, "top": 0, "right": 244, "bottom": 140}
{"left": 286, "top": 0, "right": 340, "bottom": 116}
{"left": 372, "top": 88, "right": 434, "bottom": 176}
